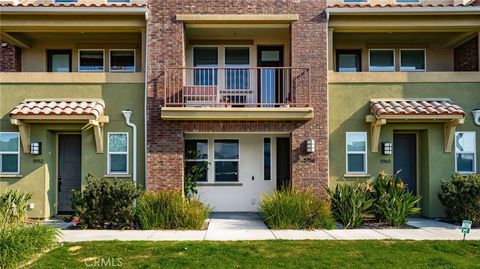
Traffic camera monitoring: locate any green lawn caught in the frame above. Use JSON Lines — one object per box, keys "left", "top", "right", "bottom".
{"left": 30, "top": 240, "right": 480, "bottom": 269}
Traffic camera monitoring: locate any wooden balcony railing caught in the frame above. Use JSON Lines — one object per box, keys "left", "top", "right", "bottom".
{"left": 163, "top": 67, "right": 310, "bottom": 108}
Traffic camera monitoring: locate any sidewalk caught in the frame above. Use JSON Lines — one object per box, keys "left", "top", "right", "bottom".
{"left": 55, "top": 214, "right": 480, "bottom": 242}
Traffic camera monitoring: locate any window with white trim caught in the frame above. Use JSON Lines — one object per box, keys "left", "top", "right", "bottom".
{"left": 346, "top": 132, "right": 367, "bottom": 174}
{"left": 185, "top": 139, "right": 208, "bottom": 182}
{"left": 79, "top": 50, "right": 104, "bottom": 72}
{"left": 0, "top": 132, "right": 20, "bottom": 174}
{"left": 110, "top": 50, "right": 135, "bottom": 72}
{"left": 108, "top": 132, "right": 128, "bottom": 174}
{"left": 214, "top": 140, "right": 239, "bottom": 182}
{"left": 455, "top": 132, "right": 476, "bottom": 173}
{"left": 369, "top": 49, "right": 395, "bottom": 72}
{"left": 400, "top": 49, "right": 426, "bottom": 72}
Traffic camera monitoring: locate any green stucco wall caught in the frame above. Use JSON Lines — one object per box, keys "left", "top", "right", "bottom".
{"left": 0, "top": 83, "right": 145, "bottom": 218}
{"left": 329, "top": 82, "right": 480, "bottom": 218}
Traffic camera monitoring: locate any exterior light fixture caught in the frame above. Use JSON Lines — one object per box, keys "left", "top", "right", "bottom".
{"left": 473, "top": 109, "right": 480, "bottom": 126}
{"left": 382, "top": 142, "right": 392, "bottom": 155}
{"left": 30, "top": 142, "right": 42, "bottom": 155}
{"left": 306, "top": 139, "right": 315, "bottom": 153}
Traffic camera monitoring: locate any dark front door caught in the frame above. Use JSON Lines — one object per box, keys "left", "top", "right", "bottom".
{"left": 257, "top": 46, "right": 284, "bottom": 106}
{"left": 47, "top": 50, "right": 72, "bottom": 72}
{"left": 58, "top": 134, "right": 82, "bottom": 213}
{"left": 276, "top": 138, "right": 291, "bottom": 190}
{"left": 393, "top": 134, "right": 417, "bottom": 194}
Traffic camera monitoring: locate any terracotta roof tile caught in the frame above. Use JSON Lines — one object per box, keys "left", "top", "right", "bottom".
{"left": 328, "top": 3, "right": 474, "bottom": 8}
{"left": 0, "top": 3, "right": 145, "bottom": 8}
{"left": 370, "top": 99, "right": 465, "bottom": 117}
{"left": 10, "top": 99, "right": 105, "bottom": 119}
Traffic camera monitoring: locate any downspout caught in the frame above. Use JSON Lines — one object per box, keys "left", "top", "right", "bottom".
{"left": 122, "top": 110, "right": 137, "bottom": 186}
{"left": 143, "top": 9, "right": 149, "bottom": 189}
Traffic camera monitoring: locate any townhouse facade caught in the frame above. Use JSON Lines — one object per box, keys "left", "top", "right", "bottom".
{"left": 0, "top": 0, "right": 478, "bottom": 218}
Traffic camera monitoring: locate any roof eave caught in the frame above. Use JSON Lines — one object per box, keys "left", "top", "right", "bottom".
{"left": 0, "top": 6, "right": 147, "bottom": 15}
{"left": 326, "top": 7, "right": 480, "bottom": 16}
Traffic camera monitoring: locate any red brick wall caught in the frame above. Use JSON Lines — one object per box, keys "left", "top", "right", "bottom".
{"left": 146, "top": 0, "right": 329, "bottom": 195}
{"left": 454, "top": 35, "right": 479, "bottom": 71}
{"left": 0, "top": 40, "right": 21, "bottom": 72}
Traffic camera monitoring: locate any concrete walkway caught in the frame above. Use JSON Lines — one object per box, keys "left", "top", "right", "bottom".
{"left": 56, "top": 214, "right": 480, "bottom": 242}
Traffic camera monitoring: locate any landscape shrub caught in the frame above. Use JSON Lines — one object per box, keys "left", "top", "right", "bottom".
{"left": 135, "top": 191, "right": 210, "bottom": 230}
{"left": 71, "top": 175, "right": 142, "bottom": 229}
{"left": 438, "top": 173, "right": 480, "bottom": 225}
{"left": 0, "top": 190, "right": 58, "bottom": 269}
{"left": 259, "top": 189, "right": 336, "bottom": 229}
{"left": 0, "top": 224, "right": 59, "bottom": 269}
{"left": 0, "top": 190, "right": 32, "bottom": 229}
{"left": 371, "top": 173, "right": 421, "bottom": 226}
{"left": 327, "top": 183, "right": 373, "bottom": 229}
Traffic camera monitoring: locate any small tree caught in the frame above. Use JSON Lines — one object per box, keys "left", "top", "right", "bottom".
{"left": 184, "top": 150, "right": 208, "bottom": 199}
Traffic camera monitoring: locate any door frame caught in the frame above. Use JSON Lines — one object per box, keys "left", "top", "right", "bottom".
{"left": 55, "top": 132, "right": 82, "bottom": 215}
{"left": 393, "top": 131, "right": 421, "bottom": 196}
{"left": 256, "top": 45, "right": 284, "bottom": 105}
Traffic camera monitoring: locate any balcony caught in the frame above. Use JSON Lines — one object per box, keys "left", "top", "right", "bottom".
{"left": 161, "top": 67, "right": 314, "bottom": 121}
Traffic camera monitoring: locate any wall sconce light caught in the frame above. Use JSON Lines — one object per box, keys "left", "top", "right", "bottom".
{"left": 30, "top": 142, "right": 42, "bottom": 155}
{"left": 473, "top": 109, "right": 480, "bottom": 126}
{"left": 306, "top": 139, "right": 315, "bottom": 153}
{"left": 382, "top": 142, "right": 392, "bottom": 155}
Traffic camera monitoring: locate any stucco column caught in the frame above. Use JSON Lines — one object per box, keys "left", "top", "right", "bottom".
{"left": 328, "top": 27, "right": 334, "bottom": 71}
{"left": 141, "top": 28, "right": 146, "bottom": 72}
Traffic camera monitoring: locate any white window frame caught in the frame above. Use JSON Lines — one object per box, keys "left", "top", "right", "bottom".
{"left": 185, "top": 139, "right": 209, "bottom": 182}
{"left": 455, "top": 131, "right": 477, "bottom": 174}
{"left": 78, "top": 49, "right": 105, "bottom": 72}
{"left": 109, "top": 49, "right": 136, "bottom": 73}
{"left": 107, "top": 132, "right": 129, "bottom": 175}
{"left": 106, "top": 0, "right": 131, "bottom": 3}
{"left": 395, "top": 0, "right": 420, "bottom": 3}
{"left": 346, "top": 132, "right": 368, "bottom": 174}
{"left": 213, "top": 139, "right": 240, "bottom": 182}
{"left": 368, "top": 49, "right": 395, "bottom": 72}
{"left": 0, "top": 132, "right": 20, "bottom": 175}
{"left": 400, "top": 49, "right": 426, "bottom": 72}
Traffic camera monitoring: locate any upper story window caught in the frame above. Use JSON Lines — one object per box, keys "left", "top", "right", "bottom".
{"left": 79, "top": 50, "right": 104, "bottom": 72}
{"left": 193, "top": 47, "right": 218, "bottom": 86}
{"left": 225, "top": 47, "right": 250, "bottom": 90}
{"left": 369, "top": 49, "right": 395, "bottom": 72}
{"left": 346, "top": 132, "right": 367, "bottom": 174}
{"left": 0, "top": 132, "right": 20, "bottom": 174}
{"left": 47, "top": 50, "right": 72, "bottom": 72}
{"left": 400, "top": 49, "right": 426, "bottom": 72}
{"left": 107, "top": 0, "right": 131, "bottom": 2}
{"left": 343, "top": 0, "right": 367, "bottom": 2}
{"left": 54, "top": 0, "right": 78, "bottom": 2}
{"left": 336, "top": 50, "right": 361, "bottom": 72}
{"left": 396, "top": 0, "right": 420, "bottom": 3}
{"left": 455, "top": 132, "right": 476, "bottom": 174}
{"left": 110, "top": 50, "right": 135, "bottom": 72}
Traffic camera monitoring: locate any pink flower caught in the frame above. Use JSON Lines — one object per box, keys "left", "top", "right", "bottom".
{"left": 72, "top": 217, "right": 79, "bottom": 223}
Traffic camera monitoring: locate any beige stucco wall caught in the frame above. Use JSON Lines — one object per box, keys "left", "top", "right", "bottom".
{"left": 184, "top": 27, "right": 291, "bottom": 68}
{"left": 20, "top": 34, "right": 142, "bottom": 72}
{"left": 333, "top": 39, "right": 454, "bottom": 72}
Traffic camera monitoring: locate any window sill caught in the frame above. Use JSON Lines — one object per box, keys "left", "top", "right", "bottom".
{"left": 197, "top": 182, "right": 243, "bottom": 187}
{"left": 0, "top": 174, "right": 23, "bottom": 178}
{"left": 104, "top": 174, "right": 131, "bottom": 178}
{"left": 343, "top": 173, "right": 371, "bottom": 178}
